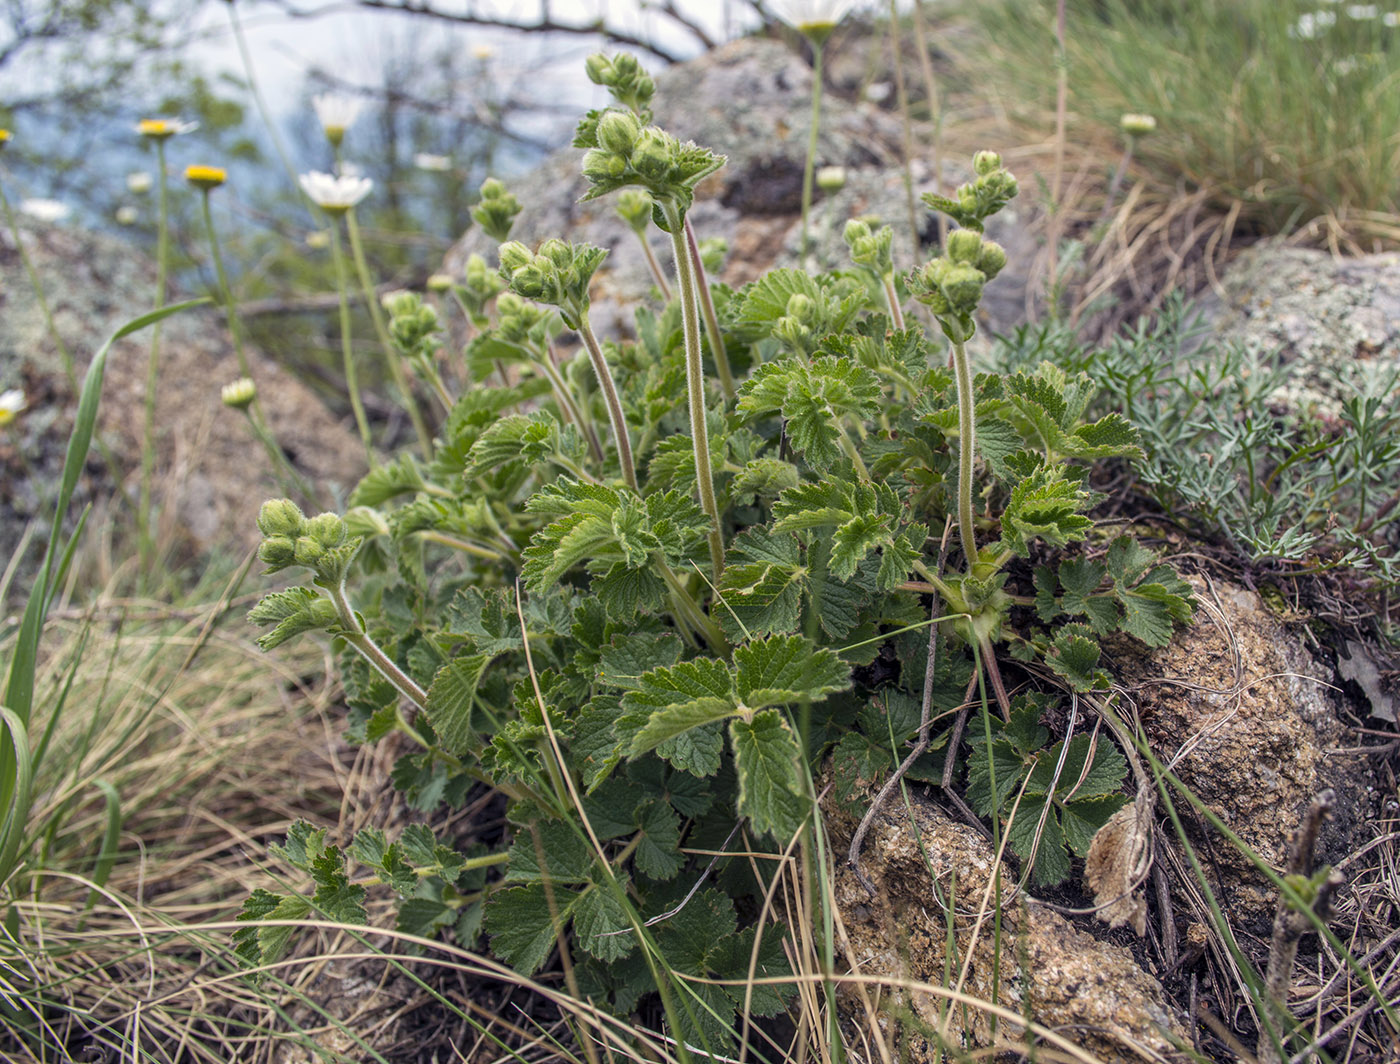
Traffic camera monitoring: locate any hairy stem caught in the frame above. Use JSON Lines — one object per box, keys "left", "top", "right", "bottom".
{"left": 951, "top": 338, "right": 978, "bottom": 568}
{"left": 665, "top": 202, "right": 725, "bottom": 580}
{"left": 328, "top": 581, "right": 428, "bottom": 710}
{"left": 534, "top": 345, "right": 604, "bottom": 463}
{"left": 683, "top": 216, "right": 735, "bottom": 400}
{"left": 881, "top": 273, "right": 906, "bottom": 331}
{"left": 576, "top": 313, "right": 637, "bottom": 490}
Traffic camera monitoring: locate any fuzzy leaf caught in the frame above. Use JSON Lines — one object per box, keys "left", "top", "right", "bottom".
{"left": 633, "top": 799, "right": 683, "bottom": 880}
{"left": 622, "top": 658, "right": 736, "bottom": 759}
{"left": 573, "top": 885, "right": 634, "bottom": 961}
{"left": 655, "top": 722, "right": 724, "bottom": 777}
{"left": 506, "top": 819, "right": 595, "bottom": 884}
{"left": 1007, "top": 793, "right": 1072, "bottom": 887}
{"left": 733, "top": 634, "right": 851, "bottom": 710}
{"left": 441, "top": 587, "right": 524, "bottom": 656}
{"left": 598, "top": 633, "right": 685, "bottom": 691}
{"left": 730, "top": 710, "right": 807, "bottom": 841}
{"left": 425, "top": 655, "right": 490, "bottom": 755}
{"left": 1046, "top": 623, "right": 1110, "bottom": 691}
{"left": 485, "top": 882, "right": 580, "bottom": 975}
{"left": 999, "top": 464, "right": 1095, "bottom": 557}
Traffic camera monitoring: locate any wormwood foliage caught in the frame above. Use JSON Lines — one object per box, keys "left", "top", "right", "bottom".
{"left": 235, "top": 53, "right": 1196, "bottom": 1049}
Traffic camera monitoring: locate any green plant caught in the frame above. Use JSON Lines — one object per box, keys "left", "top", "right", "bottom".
{"left": 967, "top": 0, "right": 1400, "bottom": 246}
{"left": 234, "top": 52, "right": 1197, "bottom": 1056}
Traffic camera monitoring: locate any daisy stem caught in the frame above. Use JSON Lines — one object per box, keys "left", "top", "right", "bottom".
{"left": 328, "top": 219, "right": 375, "bottom": 466}
{"left": 799, "top": 39, "right": 825, "bottom": 269}
{"left": 345, "top": 208, "right": 434, "bottom": 458}
{"left": 138, "top": 137, "right": 170, "bottom": 582}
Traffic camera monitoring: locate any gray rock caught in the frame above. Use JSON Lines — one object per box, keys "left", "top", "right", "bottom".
{"left": 1197, "top": 243, "right": 1400, "bottom": 418}
{"left": 0, "top": 219, "right": 365, "bottom": 589}
{"left": 445, "top": 37, "right": 1038, "bottom": 345}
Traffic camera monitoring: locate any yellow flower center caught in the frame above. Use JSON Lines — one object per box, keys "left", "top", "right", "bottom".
{"left": 138, "top": 119, "right": 173, "bottom": 138}
{"left": 185, "top": 165, "right": 227, "bottom": 189}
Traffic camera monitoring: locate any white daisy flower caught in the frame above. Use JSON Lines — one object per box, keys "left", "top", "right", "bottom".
{"left": 19, "top": 198, "right": 69, "bottom": 223}
{"left": 414, "top": 152, "right": 452, "bottom": 172}
{"left": 312, "top": 93, "right": 364, "bottom": 146}
{"left": 126, "top": 171, "right": 153, "bottom": 194}
{"left": 0, "top": 389, "right": 26, "bottom": 426}
{"left": 769, "top": 0, "right": 861, "bottom": 40}
{"left": 299, "top": 170, "right": 373, "bottom": 214}
{"left": 136, "top": 118, "right": 198, "bottom": 139}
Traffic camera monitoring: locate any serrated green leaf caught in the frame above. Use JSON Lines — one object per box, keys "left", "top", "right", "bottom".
{"left": 1105, "top": 535, "right": 1158, "bottom": 585}
{"left": 999, "top": 464, "right": 1095, "bottom": 557}
{"left": 771, "top": 480, "right": 854, "bottom": 532}
{"left": 506, "top": 819, "right": 596, "bottom": 884}
{"left": 965, "top": 737, "right": 1026, "bottom": 817}
{"left": 248, "top": 587, "right": 335, "bottom": 650}
{"left": 598, "top": 633, "right": 685, "bottom": 691}
{"left": 593, "top": 562, "right": 668, "bottom": 621}
{"left": 1061, "top": 794, "right": 1129, "bottom": 856}
{"left": 634, "top": 799, "right": 683, "bottom": 880}
{"left": 485, "top": 882, "right": 580, "bottom": 975}
{"left": 310, "top": 847, "right": 367, "bottom": 924}
{"left": 1064, "top": 413, "right": 1143, "bottom": 459}
{"left": 714, "top": 558, "right": 806, "bottom": 642}
{"left": 730, "top": 710, "right": 806, "bottom": 841}
{"left": 425, "top": 655, "right": 490, "bottom": 755}
{"left": 1046, "top": 623, "right": 1110, "bottom": 691}
{"left": 1006, "top": 793, "right": 1072, "bottom": 888}
{"left": 573, "top": 885, "right": 634, "bottom": 961}
{"left": 234, "top": 890, "right": 311, "bottom": 974}
{"left": 733, "top": 634, "right": 851, "bottom": 710}
{"left": 574, "top": 698, "right": 627, "bottom": 791}
{"left": 397, "top": 896, "right": 456, "bottom": 938}
{"left": 349, "top": 453, "right": 425, "bottom": 507}
{"left": 441, "top": 587, "right": 522, "bottom": 656}
{"left": 655, "top": 723, "right": 724, "bottom": 777}
{"left": 623, "top": 658, "right": 735, "bottom": 758}
{"left": 269, "top": 820, "right": 328, "bottom": 872}
{"left": 730, "top": 458, "right": 800, "bottom": 503}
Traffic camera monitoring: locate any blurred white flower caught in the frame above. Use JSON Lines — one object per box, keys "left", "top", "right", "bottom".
{"left": 115, "top": 205, "right": 139, "bottom": 225}
{"left": 0, "top": 389, "right": 25, "bottom": 426}
{"left": 136, "top": 118, "right": 197, "bottom": 139}
{"left": 126, "top": 171, "right": 153, "bottom": 194}
{"left": 472, "top": 44, "right": 495, "bottom": 61}
{"left": 1289, "top": 10, "right": 1338, "bottom": 37}
{"left": 414, "top": 152, "right": 452, "bottom": 172}
{"left": 312, "top": 93, "right": 364, "bottom": 145}
{"left": 769, "top": 0, "right": 860, "bottom": 37}
{"left": 1384, "top": 10, "right": 1400, "bottom": 25}
{"left": 299, "top": 170, "right": 373, "bottom": 213}
{"left": 19, "top": 198, "right": 69, "bottom": 223}
{"left": 1347, "top": 2, "right": 1379, "bottom": 14}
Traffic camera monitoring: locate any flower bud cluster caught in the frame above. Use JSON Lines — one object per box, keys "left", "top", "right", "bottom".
{"left": 579, "top": 109, "right": 723, "bottom": 217}
{"left": 497, "top": 239, "right": 608, "bottom": 328}
{"left": 843, "top": 218, "right": 895, "bottom": 276}
{"left": 698, "top": 236, "right": 728, "bottom": 274}
{"left": 909, "top": 228, "right": 1008, "bottom": 343}
{"left": 471, "top": 178, "right": 522, "bottom": 243}
{"left": 494, "top": 292, "right": 554, "bottom": 345}
{"left": 585, "top": 52, "right": 656, "bottom": 118}
{"left": 921, "top": 150, "right": 1019, "bottom": 235}
{"left": 385, "top": 291, "right": 443, "bottom": 366}
{"left": 257, "top": 499, "right": 354, "bottom": 579}
{"left": 774, "top": 292, "right": 818, "bottom": 352}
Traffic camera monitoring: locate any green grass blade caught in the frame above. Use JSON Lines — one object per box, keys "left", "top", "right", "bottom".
{"left": 0, "top": 705, "right": 36, "bottom": 887}
{"left": 80, "top": 779, "right": 123, "bottom": 919}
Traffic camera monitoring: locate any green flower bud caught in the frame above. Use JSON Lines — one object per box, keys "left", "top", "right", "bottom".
{"left": 975, "top": 240, "right": 1007, "bottom": 280}
{"left": 616, "top": 189, "right": 653, "bottom": 231}
{"left": 775, "top": 315, "right": 811, "bottom": 352}
{"left": 584, "top": 53, "right": 613, "bottom": 86}
{"left": 426, "top": 272, "right": 453, "bottom": 293}
{"left": 221, "top": 377, "right": 257, "bottom": 410}
{"left": 582, "top": 148, "right": 627, "bottom": 183}
{"left": 472, "top": 178, "right": 521, "bottom": 242}
{"left": 498, "top": 241, "right": 533, "bottom": 273}
{"left": 538, "top": 238, "right": 570, "bottom": 266}
{"left": 382, "top": 289, "right": 418, "bottom": 318}
{"left": 816, "top": 165, "right": 847, "bottom": 192}
{"left": 258, "top": 498, "right": 305, "bottom": 538}
{"left": 786, "top": 292, "right": 816, "bottom": 323}
{"left": 631, "top": 128, "right": 672, "bottom": 182}
{"left": 479, "top": 177, "right": 508, "bottom": 200}
{"left": 843, "top": 218, "right": 872, "bottom": 245}
{"left": 946, "top": 228, "right": 983, "bottom": 264}
{"left": 510, "top": 263, "right": 550, "bottom": 300}
{"left": 345, "top": 505, "right": 389, "bottom": 538}
{"left": 305, "top": 511, "right": 348, "bottom": 549}
{"left": 596, "top": 109, "right": 640, "bottom": 155}
{"left": 1120, "top": 112, "right": 1156, "bottom": 136}
{"left": 941, "top": 262, "right": 986, "bottom": 313}
{"left": 973, "top": 150, "right": 1002, "bottom": 176}
{"left": 293, "top": 535, "right": 324, "bottom": 568}
{"left": 257, "top": 534, "right": 297, "bottom": 571}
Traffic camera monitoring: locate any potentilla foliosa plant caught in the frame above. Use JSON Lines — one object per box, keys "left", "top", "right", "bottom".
{"left": 236, "top": 53, "right": 1195, "bottom": 1051}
